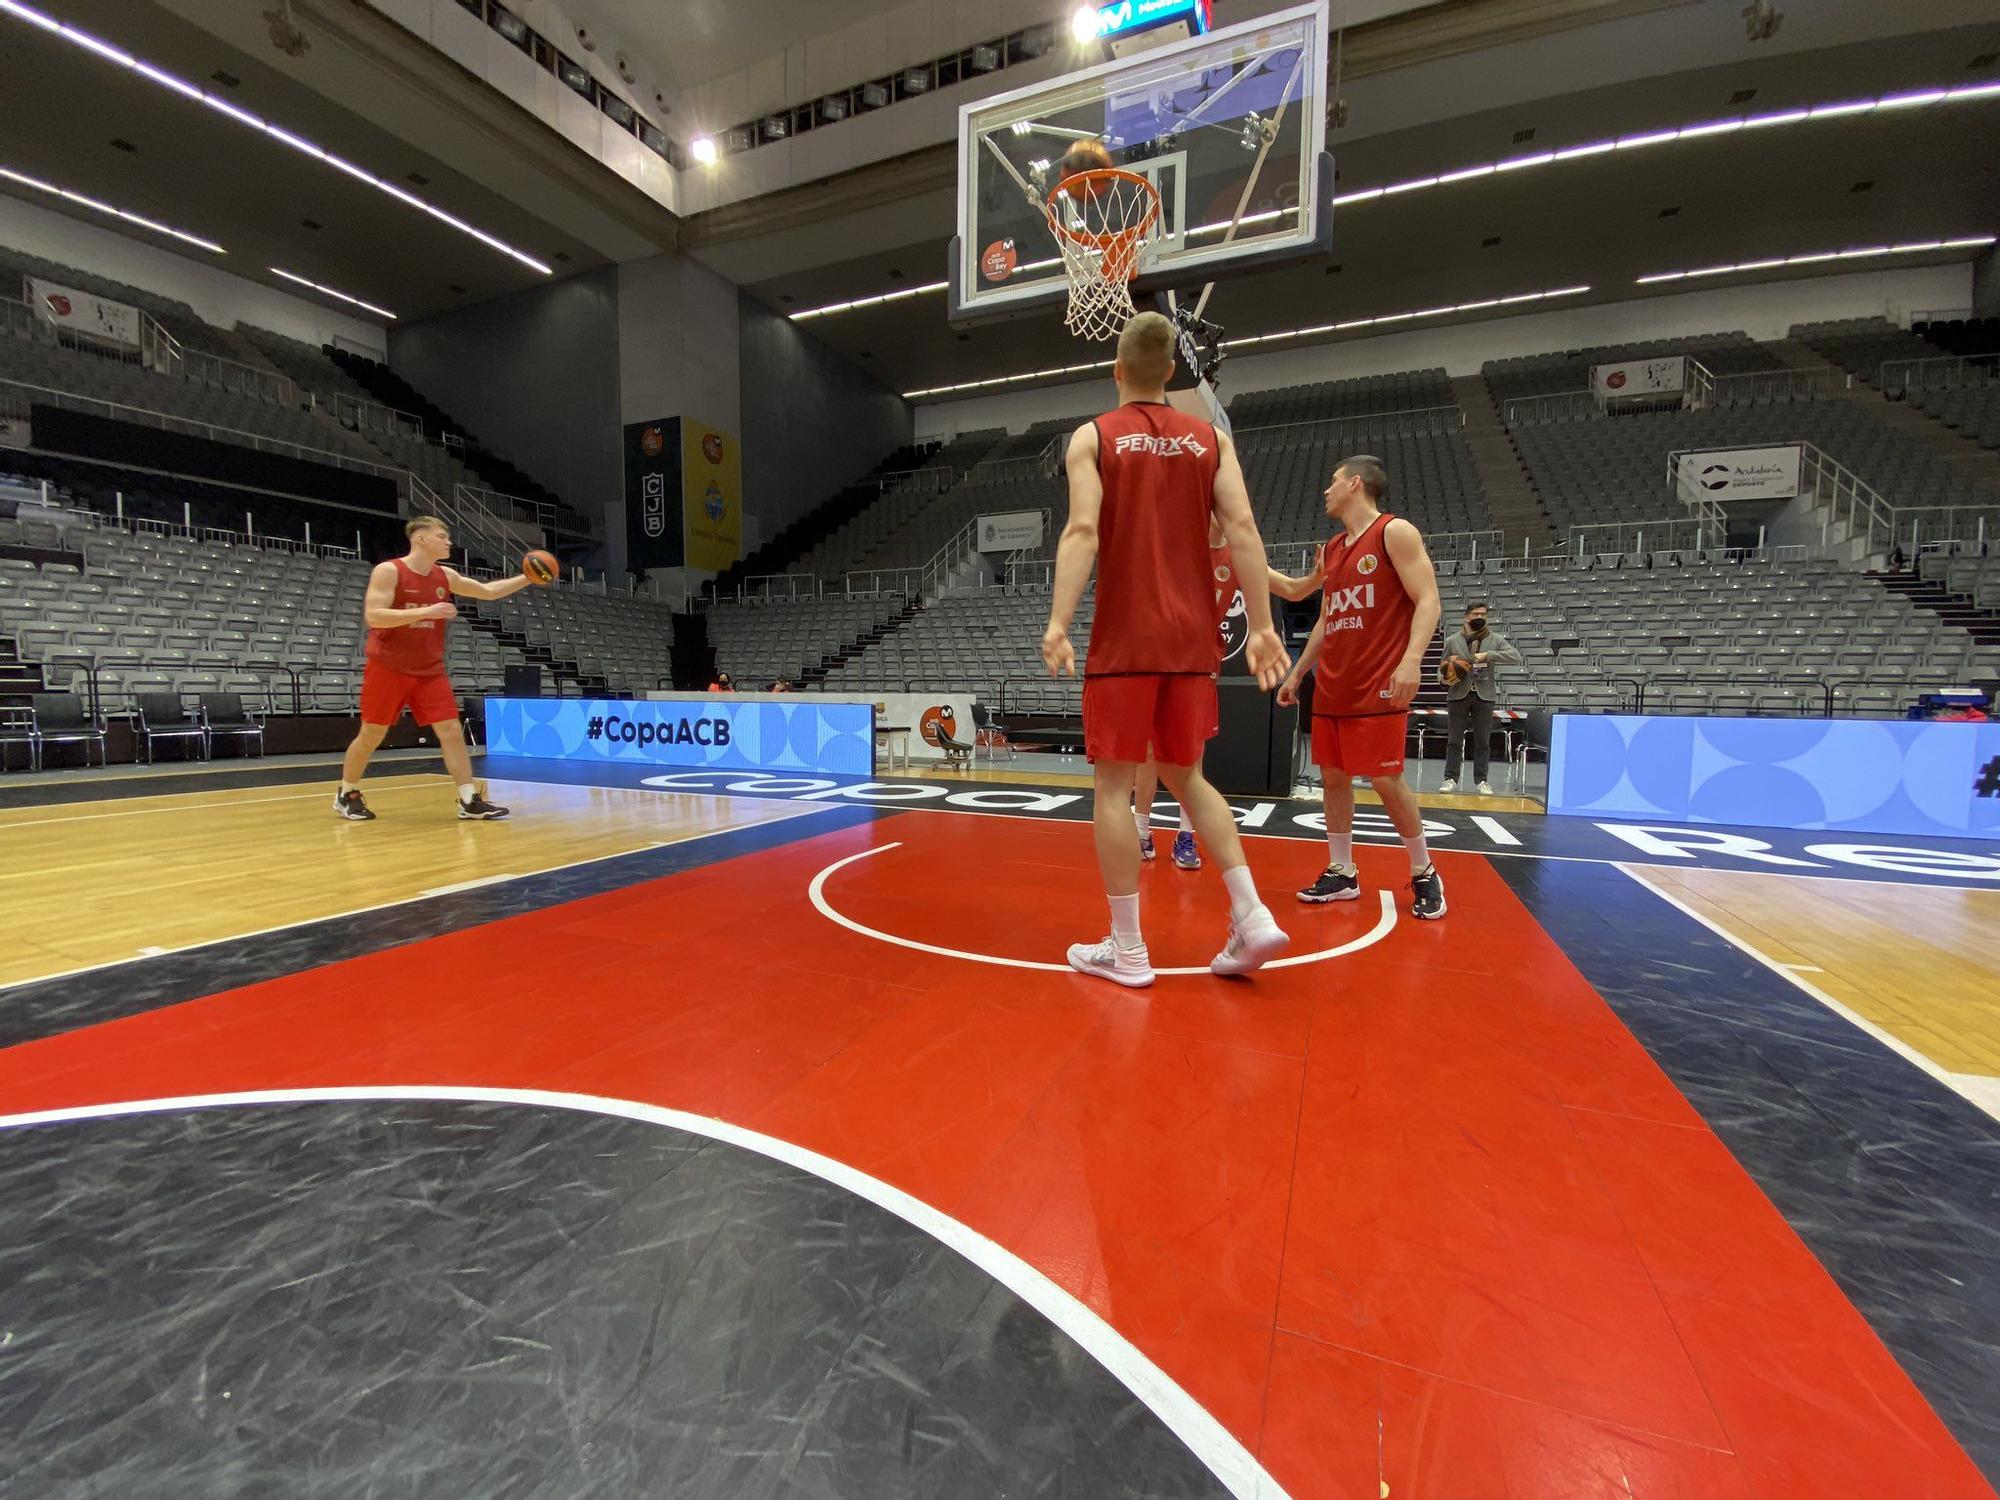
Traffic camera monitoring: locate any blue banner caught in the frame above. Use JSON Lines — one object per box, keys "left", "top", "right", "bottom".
{"left": 484, "top": 697, "right": 873, "bottom": 777}
{"left": 1548, "top": 713, "right": 2000, "bottom": 839}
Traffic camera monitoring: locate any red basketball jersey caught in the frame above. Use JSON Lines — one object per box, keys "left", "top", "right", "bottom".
{"left": 365, "top": 557, "right": 451, "bottom": 677}
{"left": 1313, "top": 514, "right": 1416, "bottom": 717}
{"left": 1210, "top": 539, "right": 1238, "bottom": 660}
{"left": 1085, "top": 401, "right": 1221, "bottom": 676}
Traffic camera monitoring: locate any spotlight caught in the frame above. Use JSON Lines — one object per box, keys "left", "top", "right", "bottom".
{"left": 1071, "top": 6, "right": 1100, "bottom": 44}
{"left": 1742, "top": 1, "right": 1782, "bottom": 41}
{"left": 263, "top": 1, "right": 309, "bottom": 57}
{"left": 970, "top": 44, "right": 1000, "bottom": 73}
{"left": 689, "top": 136, "right": 717, "bottom": 166}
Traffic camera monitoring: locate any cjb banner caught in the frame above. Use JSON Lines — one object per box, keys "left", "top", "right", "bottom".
{"left": 623, "top": 416, "right": 744, "bottom": 572}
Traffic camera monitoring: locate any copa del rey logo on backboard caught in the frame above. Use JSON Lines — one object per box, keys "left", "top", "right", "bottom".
{"left": 981, "top": 240, "right": 1018, "bottom": 283}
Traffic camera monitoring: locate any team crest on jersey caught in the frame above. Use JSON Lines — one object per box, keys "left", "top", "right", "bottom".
{"left": 1218, "top": 590, "right": 1249, "bottom": 662}
{"left": 1356, "top": 553, "right": 1379, "bottom": 575}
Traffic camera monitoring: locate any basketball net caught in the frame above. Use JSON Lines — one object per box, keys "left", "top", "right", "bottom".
{"left": 1042, "top": 169, "right": 1161, "bottom": 343}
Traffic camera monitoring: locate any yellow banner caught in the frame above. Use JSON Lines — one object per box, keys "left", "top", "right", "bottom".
{"left": 681, "top": 418, "right": 742, "bottom": 571}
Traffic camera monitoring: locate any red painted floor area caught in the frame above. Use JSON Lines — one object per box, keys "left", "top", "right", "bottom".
{"left": 1, "top": 811, "right": 1991, "bottom": 1500}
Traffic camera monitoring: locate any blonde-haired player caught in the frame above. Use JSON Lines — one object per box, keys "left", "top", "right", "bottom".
{"left": 1043, "top": 312, "right": 1291, "bottom": 986}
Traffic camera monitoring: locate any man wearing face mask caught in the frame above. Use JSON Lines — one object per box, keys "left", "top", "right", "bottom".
{"left": 1439, "top": 601, "right": 1522, "bottom": 794}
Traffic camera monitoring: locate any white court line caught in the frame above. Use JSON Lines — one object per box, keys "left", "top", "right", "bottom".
{"left": 0, "top": 1085, "right": 1293, "bottom": 1500}
{"left": 0, "top": 802, "right": 841, "bottom": 997}
{"left": 808, "top": 841, "right": 1396, "bottom": 975}
{"left": 1620, "top": 864, "right": 2000, "bottom": 1124}
{"left": 419, "top": 874, "right": 520, "bottom": 898}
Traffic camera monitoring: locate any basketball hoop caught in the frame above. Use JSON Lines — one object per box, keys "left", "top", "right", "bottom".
{"left": 1042, "top": 168, "right": 1161, "bottom": 343}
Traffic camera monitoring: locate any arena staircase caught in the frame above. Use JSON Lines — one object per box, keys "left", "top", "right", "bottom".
{"left": 1769, "top": 338, "right": 2000, "bottom": 498}
{"left": 800, "top": 596, "right": 926, "bottom": 687}
{"left": 1455, "top": 376, "right": 1553, "bottom": 552}
{"left": 0, "top": 634, "right": 48, "bottom": 706}
{"left": 1869, "top": 570, "right": 2000, "bottom": 648}
{"left": 325, "top": 348, "right": 586, "bottom": 537}
{"left": 456, "top": 599, "right": 608, "bottom": 694}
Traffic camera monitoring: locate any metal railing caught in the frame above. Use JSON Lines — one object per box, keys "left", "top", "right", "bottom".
{"left": 1004, "top": 559, "right": 1054, "bottom": 591}
{"left": 329, "top": 390, "right": 426, "bottom": 441}
{"left": 1910, "top": 307, "right": 1977, "bottom": 326}
{"left": 1889, "top": 505, "right": 2000, "bottom": 556}
{"left": 843, "top": 567, "right": 923, "bottom": 596}
{"left": 732, "top": 573, "right": 824, "bottom": 602}
{"left": 1268, "top": 528, "right": 1505, "bottom": 571}
{"left": 455, "top": 480, "right": 556, "bottom": 538}
{"left": 0, "top": 377, "right": 406, "bottom": 481}
{"left": 1501, "top": 390, "right": 1600, "bottom": 426}
{"left": 875, "top": 464, "right": 953, "bottom": 496}
{"left": 1878, "top": 352, "right": 2000, "bottom": 396}
{"left": 1234, "top": 403, "right": 1466, "bottom": 445}
{"left": 0, "top": 293, "right": 51, "bottom": 343}
{"left": 1794, "top": 444, "right": 1895, "bottom": 556}
{"left": 1567, "top": 518, "right": 1717, "bottom": 559}
{"left": 1688, "top": 366, "right": 1844, "bottom": 407}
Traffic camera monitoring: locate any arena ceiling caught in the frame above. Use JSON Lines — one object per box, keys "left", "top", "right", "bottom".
{"left": 0, "top": 0, "right": 1994, "bottom": 398}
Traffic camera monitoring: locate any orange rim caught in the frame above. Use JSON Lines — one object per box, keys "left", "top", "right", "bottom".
{"left": 1043, "top": 167, "right": 1161, "bottom": 260}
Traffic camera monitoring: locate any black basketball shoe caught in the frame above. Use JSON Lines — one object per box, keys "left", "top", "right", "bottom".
{"left": 1297, "top": 865, "right": 1360, "bottom": 904}
{"left": 332, "top": 789, "right": 375, "bottom": 821}
{"left": 457, "top": 791, "right": 510, "bottom": 820}
{"left": 1410, "top": 865, "right": 1447, "bottom": 920}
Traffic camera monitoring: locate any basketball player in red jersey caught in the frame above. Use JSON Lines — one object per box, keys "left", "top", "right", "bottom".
{"left": 1272, "top": 457, "right": 1446, "bottom": 918}
{"left": 1133, "top": 514, "right": 1238, "bottom": 871}
{"left": 1042, "top": 312, "right": 1291, "bottom": 986}
{"left": 334, "top": 516, "right": 539, "bottom": 821}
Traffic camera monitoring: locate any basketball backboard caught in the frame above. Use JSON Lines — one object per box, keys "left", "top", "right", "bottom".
{"left": 951, "top": 0, "right": 1332, "bottom": 328}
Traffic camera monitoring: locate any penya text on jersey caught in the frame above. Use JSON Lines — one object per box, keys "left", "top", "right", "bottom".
{"left": 1111, "top": 432, "right": 1209, "bottom": 458}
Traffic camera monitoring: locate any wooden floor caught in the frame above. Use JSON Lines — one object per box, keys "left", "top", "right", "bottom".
{"left": 1634, "top": 866, "right": 2000, "bottom": 1116}
{"left": 0, "top": 775, "right": 820, "bottom": 989}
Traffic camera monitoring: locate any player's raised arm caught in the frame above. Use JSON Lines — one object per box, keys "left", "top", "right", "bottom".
{"left": 1043, "top": 421, "right": 1102, "bottom": 677}
{"left": 1381, "top": 517, "right": 1441, "bottom": 709}
{"left": 444, "top": 566, "right": 533, "bottom": 603}
{"left": 1211, "top": 429, "right": 1290, "bottom": 691}
{"left": 1267, "top": 551, "right": 1324, "bottom": 602}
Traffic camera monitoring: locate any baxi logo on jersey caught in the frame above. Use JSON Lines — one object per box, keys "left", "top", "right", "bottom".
{"left": 1218, "top": 589, "right": 1248, "bottom": 660}
{"left": 1325, "top": 582, "right": 1375, "bottom": 631}
{"left": 1112, "top": 432, "right": 1209, "bottom": 458}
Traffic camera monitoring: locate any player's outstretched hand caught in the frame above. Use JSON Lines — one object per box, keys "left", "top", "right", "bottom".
{"left": 1275, "top": 676, "right": 1300, "bottom": 709}
{"left": 1246, "top": 628, "right": 1291, "bottom": 692}
{"left": 1041, "top": 624, "right": 1076, "bottom": 678}
{"left": 1386, "top": 659, "right": 1420, "bottom": 708}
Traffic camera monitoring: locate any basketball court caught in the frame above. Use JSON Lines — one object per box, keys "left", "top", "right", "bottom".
{"left": 3, "top": 745, "right": 1997, "bottom": 1497}
{"left": 4, "top": 0, "right": 2000, "bottom": 1495}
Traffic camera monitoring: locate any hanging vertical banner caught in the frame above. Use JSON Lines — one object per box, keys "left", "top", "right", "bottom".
{"left": 623, "top": 416, "right": 684, "bottom": 571}
{"left": 681, "top": 419, "right": 742, "bottom": 571}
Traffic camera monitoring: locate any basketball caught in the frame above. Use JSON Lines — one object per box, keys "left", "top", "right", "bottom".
{"left": 523, "top": 549, "right": 559, "bottom": 585}
{"left": 1442, "top": 654, "right": 1472, "bottom": 685}
{"left": 1057, "top": 139, "right": 1115, "bottom": 201}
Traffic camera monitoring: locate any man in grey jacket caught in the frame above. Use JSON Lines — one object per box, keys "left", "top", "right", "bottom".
{"left": 1439, "top": 601, "right": 1522, "bottom": 793}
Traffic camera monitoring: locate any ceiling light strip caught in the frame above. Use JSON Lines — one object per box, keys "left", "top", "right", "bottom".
{"left": 0, "top": 162, "right": 225, "bottom": 253}
{"left": 1332, "top": 79, "right": 2000, "bottom": 208}
{"left": 1636, "top": 235, "right": 1995, "bottom": 284}
{"left": 0, "top": 0, "right": 552, "bottom": 275}
{"left": 900, "top": 284, "right": 1593, "bottom": 399}
{"left": 270, "top": 267, "right": 396, "bottom": 320}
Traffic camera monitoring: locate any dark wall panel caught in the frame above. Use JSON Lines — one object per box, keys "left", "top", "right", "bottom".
{"left": 389, "top": 267, "right": 621, "bottom": 527}
{"left": 737, "top": 292, "right": 911, "bottom": 541}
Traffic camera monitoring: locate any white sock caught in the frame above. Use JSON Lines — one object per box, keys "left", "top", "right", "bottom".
{"left": 458, "top": 783, "right": 477, "bottom": 805}
{"left": 1108, "top": 893, "right": 1143, "bottom": 949}
{"left": 1178, "top": 806, "right": 1194, "bottom": 834}
{"left": 1404, "top": 834, "right": 1431, "bottom": 874}
{"left": 1220, "top": 864, "right": 1263, "bottom": 923}
{"left": 1326, "top": 829, "right": 1353, "bottom": 873}
{"left": 339, "top": 780, "right": 355, "bottom": 795}
{"left": 1134, "top": 803, "right": 1150, "bottom": 838}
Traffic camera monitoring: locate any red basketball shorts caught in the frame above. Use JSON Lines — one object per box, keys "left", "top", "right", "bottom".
{"left": 1084, "top": 674, "right": 1217, "bottom": 766}
{"left": 359, "top": 663, "right": 459, "bottom": 727}
{"left": 1311, "top": 711, "right": 1409, "bottom": 776}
